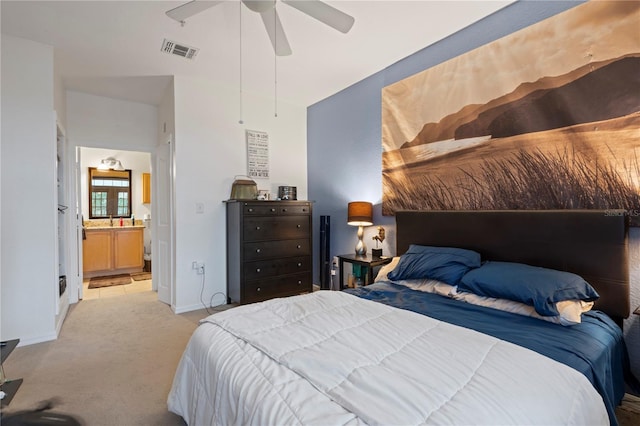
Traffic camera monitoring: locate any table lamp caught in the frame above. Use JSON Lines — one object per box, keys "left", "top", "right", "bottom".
{"left": 347, "top": 201, "right": 373, "bottom": 255}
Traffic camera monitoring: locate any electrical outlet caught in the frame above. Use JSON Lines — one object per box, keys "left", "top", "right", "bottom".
{"left": 192, "top": 261, "right": 204, "bottom": 274}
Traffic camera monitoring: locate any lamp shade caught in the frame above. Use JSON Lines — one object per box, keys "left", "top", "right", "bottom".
{"left": 347, "top": 201, "right": 373, "bottom": 226}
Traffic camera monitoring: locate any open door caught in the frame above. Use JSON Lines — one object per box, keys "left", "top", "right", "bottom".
{"left": 153, "top": 134, "right": 174, "bottom": 307}
{"left": 74, "top": 146, "right": 84, "bottom": 302}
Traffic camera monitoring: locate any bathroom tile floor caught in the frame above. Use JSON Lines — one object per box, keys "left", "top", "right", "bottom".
{"left": 82, "top": 278, "right": 152, "bottom": 300}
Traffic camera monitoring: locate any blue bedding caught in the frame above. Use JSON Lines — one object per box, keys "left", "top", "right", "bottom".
{"left": 345, "top": 282, "right": 630, "bottom": 426}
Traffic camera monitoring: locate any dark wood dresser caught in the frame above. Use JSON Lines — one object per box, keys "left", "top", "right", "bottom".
{"left": 226, "top": 200, "right": 313, "bottom": 304}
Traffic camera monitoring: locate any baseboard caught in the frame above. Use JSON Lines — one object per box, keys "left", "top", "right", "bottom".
{"left": 55, "top": 299, "right": 70, "bottom": 337}
{"left": 17, "top": 332, "right": 58, "bottom": 347}
{"left": 173, "top": 303, "right": 209, "bottom": 315}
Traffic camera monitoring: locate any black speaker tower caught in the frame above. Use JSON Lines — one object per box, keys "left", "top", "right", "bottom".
{"left": 319, "top": 215, "right": 331, "bottom": 290}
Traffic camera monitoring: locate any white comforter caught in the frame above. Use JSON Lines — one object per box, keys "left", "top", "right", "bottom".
{"left": 168, "top": 291, "right": 608, "bottom": 425}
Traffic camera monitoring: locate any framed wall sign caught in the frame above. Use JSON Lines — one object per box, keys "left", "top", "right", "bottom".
{"left": 246, "top": 130, "right": 270, "bottom": 179}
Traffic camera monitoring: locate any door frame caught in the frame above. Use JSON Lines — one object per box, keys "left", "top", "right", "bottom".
{"left": 67, "top": 144, "right": 174, "bottom": 306}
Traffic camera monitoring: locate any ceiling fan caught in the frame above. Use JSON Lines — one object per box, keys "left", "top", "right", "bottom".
{"left": 166, "top": 0, "right": 355, "bottom": 56}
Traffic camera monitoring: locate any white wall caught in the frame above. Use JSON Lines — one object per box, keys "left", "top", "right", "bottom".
{"left": 66, "top": 91, "right": 158, "bottom": 152}
{"left": 1, "top": 35, "right": 57, "bottom": 344}
{"left": 172, "top": 75, "right": 307, "bottom": 313}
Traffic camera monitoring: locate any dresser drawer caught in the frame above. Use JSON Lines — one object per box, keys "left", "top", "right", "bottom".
{"left": 243, "top": 273, "right": 311, "bottom": 303}
{"left": 243, "top": 239, "right": 310, "bottom": 261}
{"left": 242, "top": 202, "right": 311, "bottom": 216}
{"left": 243, "top": 256, "right": 311, "bottom": 280}
{"left": 243, "top": 204, "right": 279, "bottom": 215}
{"left": 243, "top": 216, "right": 310, "bottom": 241}
{"left": 278, "top": 204, "right": 311, "bottom": 215}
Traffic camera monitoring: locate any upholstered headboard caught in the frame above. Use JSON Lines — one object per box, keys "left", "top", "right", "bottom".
{"left": 395, "top": 210, "right": 630, "bottom": 325}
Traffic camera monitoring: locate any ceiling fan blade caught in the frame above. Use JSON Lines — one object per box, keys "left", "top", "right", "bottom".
{"left": 282, "top": 0, "right": 354, "bottom": 33}
{"left": 260, "top": 8, "right": 292, "bottom": 56}
{"left": 166, "top": 0, "right": 224, "bottom": 22}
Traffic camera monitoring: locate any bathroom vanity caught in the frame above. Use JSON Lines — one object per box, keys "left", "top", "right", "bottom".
{"left": 83, "top": 226, "right": 144, "bottom": 278}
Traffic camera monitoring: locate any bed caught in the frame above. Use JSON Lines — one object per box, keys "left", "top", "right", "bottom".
{"left": 168, "top": 209, "right": 631, "bottom": 425}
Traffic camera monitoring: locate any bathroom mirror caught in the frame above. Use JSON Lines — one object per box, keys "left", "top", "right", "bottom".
{"left": 88, "top": 167, "right": 132, "bottom": 219}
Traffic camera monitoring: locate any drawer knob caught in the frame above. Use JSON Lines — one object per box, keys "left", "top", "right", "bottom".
{"left": 296, "top": 245, "right": 301, "bottom": 249}
{"left": 256, "top": 268, "right": 261, "bottom": 273}
{"left": 256, "top": 226, "right": 260, "bottom": 230}
{"left": 270, "top": 208, "right": 276, "bottom": 212}
{"left": 256, "top": 248, "right": 261, "bottom": 253}
{"left": 297, "top": 280, "right": 302, "bottom": 285}
{"left": 248, "top": 208, "right": 254, "bottom": 212}
{"left": 257, "top": 287, "right": 261, "bottom": 292}
{"left": 296, "top": 224, "right": 301, "bottom": 228}
{"left": 297, "top": 263, "right": 302, "bottom": 267}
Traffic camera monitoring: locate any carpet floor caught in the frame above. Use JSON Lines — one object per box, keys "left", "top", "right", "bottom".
{"left": 1, "top": 291, "right": 229, "bottom": 425}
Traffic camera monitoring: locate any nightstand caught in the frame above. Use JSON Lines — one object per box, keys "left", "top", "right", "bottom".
{"left": 337, "top": 254, "right": 392, "bottom": 290}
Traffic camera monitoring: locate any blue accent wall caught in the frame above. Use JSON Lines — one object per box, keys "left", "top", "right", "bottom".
{"left": 307, "top": 1, "right": 583, "bottom": 284}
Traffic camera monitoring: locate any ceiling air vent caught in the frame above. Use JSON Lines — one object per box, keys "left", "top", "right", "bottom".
{"left": 161, "top": 39, "right": 199, "bottom": 60}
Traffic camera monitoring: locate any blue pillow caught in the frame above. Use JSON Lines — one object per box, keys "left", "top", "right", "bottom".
{"left": 387, "top": 245, "right": 481, "bottom": 285}
{"left": 459, "top": 261, "right": 599, "bottom": 316}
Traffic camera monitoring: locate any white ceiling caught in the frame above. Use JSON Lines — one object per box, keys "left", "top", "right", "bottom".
{"left": 1, "top": 1, "right": 512, "bottom": 107}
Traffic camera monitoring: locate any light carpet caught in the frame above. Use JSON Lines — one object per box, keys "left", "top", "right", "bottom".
{"left": 1, "top": 291, "right": 230, "bottom": 426}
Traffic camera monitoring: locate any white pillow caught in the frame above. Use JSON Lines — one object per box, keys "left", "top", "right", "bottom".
{"left": 374, "top": 256, "right": 401, "bottom": 282}
{"left": 394, "top": 278, "right": 457, "bottom": 298}
{"left": 454, "top": 290, "right": 594, "bottom": 326}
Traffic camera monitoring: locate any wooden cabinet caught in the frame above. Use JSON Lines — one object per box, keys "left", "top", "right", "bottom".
{"left": 114, "top": 229, "right": 144, "bottom": 269}
{"left": 226, "top": 200, "right": 312, "bottom": 304}
{"left": 83, "top": 227, "right": 144, "bottom": 277}
{"left": 142, "top": 172, "right": 151, "bottom": 204}
{"left": 83, "top": 230, "right": 112, "bottom": 272}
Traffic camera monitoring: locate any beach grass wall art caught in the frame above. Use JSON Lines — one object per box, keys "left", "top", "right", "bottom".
{"left": 381, "top": 1, "right": 640, "bottom": 225}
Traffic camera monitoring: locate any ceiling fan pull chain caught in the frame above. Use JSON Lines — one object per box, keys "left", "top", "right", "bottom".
{"left": 238, "top": 1, "right": 244, "bottom": 125}
{"left": 274, "top": 1, "right": 278, "bottom": 118}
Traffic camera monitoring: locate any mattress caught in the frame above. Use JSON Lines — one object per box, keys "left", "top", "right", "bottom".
{"left": 168, "top": 290, "right": 611, "bottom": 425}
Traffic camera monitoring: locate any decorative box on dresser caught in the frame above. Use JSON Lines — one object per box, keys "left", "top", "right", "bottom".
{"left": 225, "top": 200, "right": 313, "bottom": 304}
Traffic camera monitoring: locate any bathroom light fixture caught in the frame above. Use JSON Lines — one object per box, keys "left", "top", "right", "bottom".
{"left": 347, "top": 201, "right": 373, "bottom": 256}
{"left": 97, "top": 157, "right": 125, "bottom": 171}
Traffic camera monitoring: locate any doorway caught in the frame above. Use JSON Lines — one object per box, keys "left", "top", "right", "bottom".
{"left": 75, "top": 147, "right": 153, "bottom": 301}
